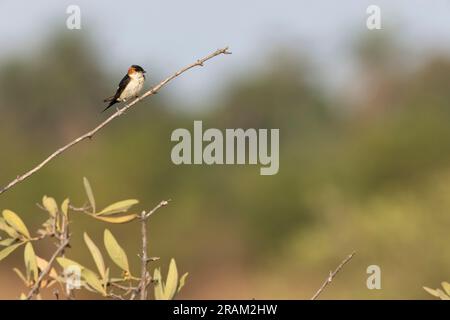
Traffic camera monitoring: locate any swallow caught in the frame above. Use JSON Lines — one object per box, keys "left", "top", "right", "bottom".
{"left": 103, "top": 65, "right": 146, "bottom": 112}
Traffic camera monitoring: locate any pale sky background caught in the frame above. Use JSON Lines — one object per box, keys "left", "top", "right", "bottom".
{"left": 1, "top": 0, "right": 450, "bottom": 107}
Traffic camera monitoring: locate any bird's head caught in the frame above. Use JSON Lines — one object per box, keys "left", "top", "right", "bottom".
{"left": 128, "top": 65, "right": 146, "bottom": 78}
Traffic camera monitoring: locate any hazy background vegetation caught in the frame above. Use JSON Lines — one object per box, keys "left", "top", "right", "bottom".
{"left": 1, "top": 1, "right": 450, "bottom": 299}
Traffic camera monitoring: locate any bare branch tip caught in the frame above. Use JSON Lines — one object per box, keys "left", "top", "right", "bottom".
{"left": 311, "top": 251, "right": 356, "bottom": 300}
{"left": 220, "top": 46, "right": 231, "bottom": 54}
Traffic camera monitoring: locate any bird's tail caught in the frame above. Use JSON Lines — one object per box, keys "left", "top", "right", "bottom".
{"left": 102, "top": 99, "right": 118, "bottom": 112}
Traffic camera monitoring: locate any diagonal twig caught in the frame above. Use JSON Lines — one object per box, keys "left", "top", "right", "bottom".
{"left": 0, "top": 47, "right": 231, "bottom": 196}
{"left": 26, "top": 238, "right": 70, "bottom": 300}
{"left": 310, "top": 251, "right": 356, "bottom": 300}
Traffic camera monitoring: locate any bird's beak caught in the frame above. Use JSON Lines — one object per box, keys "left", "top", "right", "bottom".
{"left": 143, "top": 70, "right": 147, "bottom": 74}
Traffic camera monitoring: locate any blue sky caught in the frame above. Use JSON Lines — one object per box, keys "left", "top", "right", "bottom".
{"left": 1, "top": 1, "right": 450, "bottom": 106}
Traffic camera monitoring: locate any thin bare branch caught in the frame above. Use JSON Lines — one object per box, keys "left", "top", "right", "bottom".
{"left": 139, "top": 210, "right": 149, "bottom": 300}
{"left": 110, "top": 282, "right": 138, "bottom": 292}
{"left": 68, "top": 203, "right": 91, "bottom": 212}
{"left": 311, "top": 251, "right": 356, "bottom": 300}
{"left": 143, "top": 200, "right": 170, "bottom": 220}
{"left": 27, "top": 206, "right": 71, "bottom": 300}
{"left": 0, "top": 48, "right": 231, "bottom": 196}
{"left": 26, "top": 238, "right": 70, "bottom": 300}
{"left": 138, "top": 200, "right": 170, "bottom": 300}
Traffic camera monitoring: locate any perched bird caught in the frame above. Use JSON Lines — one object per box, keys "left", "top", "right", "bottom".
{"left": 103, "top": 65, "right": 146, "bottom": 112}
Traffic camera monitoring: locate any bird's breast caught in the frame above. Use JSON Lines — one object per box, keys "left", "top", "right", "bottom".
{"left": 119, "top": 77, "right": 144, "bottom": 100}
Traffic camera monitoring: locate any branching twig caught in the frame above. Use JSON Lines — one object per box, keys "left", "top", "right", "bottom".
{"left": 138, "top": 200, "right": 170, "bottom": 300}
{"left": 0, "top": 48, "right": 231, "bottom": 196}
{"left": 139, "top": 210, "right": 149, "bottom": 300}
{"left": 27, "top": 206, "right": 71, "bottom": 300}
{"left": 310, "top": 251, "right": 356, "bottom": 300}
{"left": 144, "top": 200, "right": 170, "bottom": 219}
{"left": 26, "top": 238, "right": 70, "bottom": 300}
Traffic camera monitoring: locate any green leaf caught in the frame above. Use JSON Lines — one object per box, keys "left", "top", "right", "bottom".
{"left": 24, "top": 242, "right": 38, "bottom": 282}
{"left": 61, "top": 198, "right": 70, "bottom": 218}
{"left": 0, "top": 242, "right": 23, "bottom": 261}
{"left": 153, "top": 260, "right": 182, "bottom": 300}
{"left": 42, "top": 196, "right": 58, "bottom": 217}
{"left": 56, "top": 257, "right": 105, "bottom": 295}
{"left": 104, "top": 229, "right": 129, "bottom": 273}
{"left": 0, "top": 218, "right": 20, "bottom": 239}
{"left": 0, "top": 238, "right": 16, "bottom": 246}
{"left": 84, "top": 232, "right": 106, "bottom": 280}
{"left": 153, "top": 268, "right": 164, "bottom": 300}
{"left": 83, "top": 177, "right": 96, "bottom": 213}
{"left": 2, "top": 210, "right": 30, "bottom": 239}
{"left": 56, "top": 257, "right": 83, "bottom": 270}
{"left": 97, "top": 199, "right": 139, "bottom": 216}
{"left": 178, "top": 272, "right": 189, "bottom": 293}
{"left": 91, "top": 214, "right": 137, "bottom": 224}
{"left": 436, "top": 289, "right": 450, "bottom": 300}
{"left": 164, "top": 258, "right": 179, "bottom": 300}
{"left": 82, "top": 268, "right": 107, "bottom": 296}
{"left": 424, "top": 286, "right": 441, "bottom": 297}
{"left": 442, "top": 282, "right": 450, "bottom": 296}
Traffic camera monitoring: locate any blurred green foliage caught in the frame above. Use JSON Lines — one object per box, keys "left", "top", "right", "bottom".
{"left": 0, "top": 30, "right": 450, "bottom": 299}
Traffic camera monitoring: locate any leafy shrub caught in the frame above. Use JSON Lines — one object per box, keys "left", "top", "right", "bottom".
{"left": 0, "top": 177, "right": 187, "bottom": 300}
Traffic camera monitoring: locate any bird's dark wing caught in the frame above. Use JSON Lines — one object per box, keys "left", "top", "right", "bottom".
{"left": 114, "top": 74, "right": 131, "bottom": 100}
{"left": 102, "top": 74, "right": 131, "bottom": 112}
